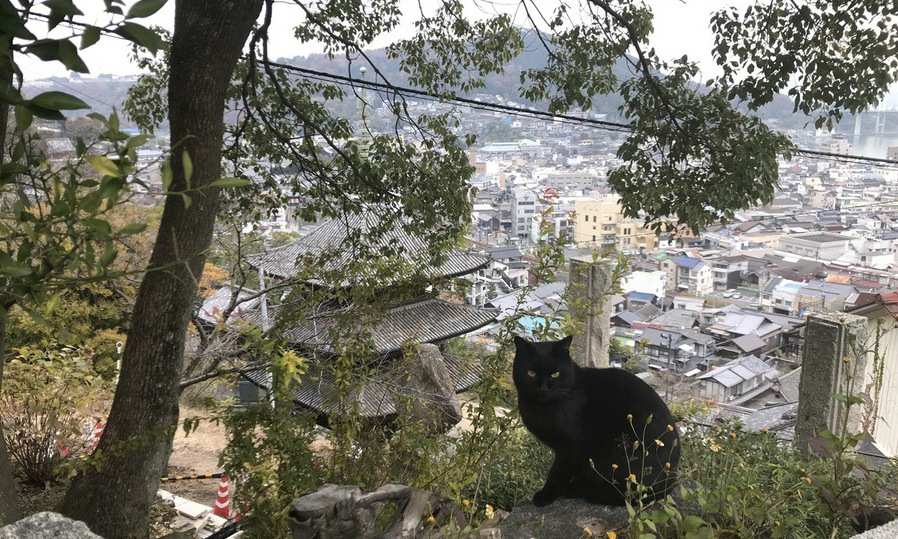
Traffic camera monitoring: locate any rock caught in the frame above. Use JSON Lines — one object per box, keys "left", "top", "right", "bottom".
{"left": 290, "top": 483, "right": 462, "bottom": 539}
{"left": 0, "top": 512, "right": 101, "bottom": 539}
{"left": 851, "top": 517, "right": 898, "bottom": 539}
{"left": 291, "top": 484, "right": 362, "bottom": 520}
{"left": 489, "top": 499, "right": 627, "bottom": 539}
{"left": 400, "top": 344, "right": 462, "bottom": 432}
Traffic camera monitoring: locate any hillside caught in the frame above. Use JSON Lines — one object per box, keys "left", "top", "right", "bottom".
{"left": 22, "top": 31, "right": 809, "bottom": 129}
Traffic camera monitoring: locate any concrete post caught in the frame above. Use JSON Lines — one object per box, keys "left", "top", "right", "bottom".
{"left": 795, "top": 312, "right": 868, "bottom": 457}
{"left": 567, "top": 256, "right": 611, "bottom": 369}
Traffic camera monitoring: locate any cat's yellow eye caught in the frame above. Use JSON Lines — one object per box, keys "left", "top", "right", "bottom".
{"left": 527, "top": 370, "right": 537, "bottom": 378}
{"left": 550, "top": 371, "right": 560, "bottom": 379}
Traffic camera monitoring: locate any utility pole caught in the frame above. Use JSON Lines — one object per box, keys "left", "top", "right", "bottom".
{"left": 661, "top": 332, "right": 673, "bottom": 400}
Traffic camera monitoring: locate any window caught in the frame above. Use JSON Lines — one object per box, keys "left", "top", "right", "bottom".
{"left": 593, "top": 215, "right": 597, "bottom": 223}
{"left": 592, "top": 235, "right": 596, "bottom": 241}
{"left": 584, "top": 215, "right": 589, "bottom": 222}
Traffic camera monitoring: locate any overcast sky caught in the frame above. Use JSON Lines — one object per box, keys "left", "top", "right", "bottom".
{"left": 19, "top": 0, "right": 898, "bottom": 108}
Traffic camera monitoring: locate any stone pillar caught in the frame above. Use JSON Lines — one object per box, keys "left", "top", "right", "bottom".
{"left": 567, "top": 256, "right": 611, "bottom": 369}
{"left": 795, "top": 312, "right": 868, "bottom": 457}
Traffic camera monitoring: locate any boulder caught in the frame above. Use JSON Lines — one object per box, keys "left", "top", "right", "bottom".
{"left": 0, "top": 512, "right": 101, "bottom": 539}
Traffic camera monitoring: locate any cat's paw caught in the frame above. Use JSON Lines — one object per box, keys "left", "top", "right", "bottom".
{"left": 532, "top": 489, "right": 557, "bottom": 507}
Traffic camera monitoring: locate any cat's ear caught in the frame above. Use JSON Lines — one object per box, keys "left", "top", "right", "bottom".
{"left": 557, "top": 335, "right": 573, "bottom": 351}
{"left": 513, "top": 335, "right": 530, "bottom": 350}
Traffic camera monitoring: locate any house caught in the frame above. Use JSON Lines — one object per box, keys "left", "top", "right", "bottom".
{"left": 611, "top": 304, "right": 661, "bottom": 329}
{"left": 709, "top": 255, "right": 751, "bottom": 290}
{"left": 718, "top": 333, "right": 767, "bottom": 357}
{"left": 698, "top": 355, "right": 775, "bottom": 403}
{"left": 706, "top": 308, "right": 803, "bottom": 355}
{"left": 636, "top": 327, "right": 715, "bottom": 373}
{"left": 649, "top": 308, "right": 700, "bottom": 329}
{"left": 620, "top": 270, "right": 667, "bottom": 299}
{"left": 777, "top": 232, "right": 850, "bottom": 260}
{"left": 625, "top": 291, "right": 657, "bottom": 309}
{"left": 661, "top": 256, "right": 714, "bottom": 296}
{"left": 849, "top": 292, "right": 898, "bottom": 457}
{"left": 672, "top": 295, "right": 704, "bottom": 313}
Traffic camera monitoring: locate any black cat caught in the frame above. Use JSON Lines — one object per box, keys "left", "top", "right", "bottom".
{"left": 513, "top": 335, "right": 680, "bottom": 507}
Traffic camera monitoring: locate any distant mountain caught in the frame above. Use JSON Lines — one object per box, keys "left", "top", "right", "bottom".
{"left": 22, "top": 31, "right": 810, "bottom": 129}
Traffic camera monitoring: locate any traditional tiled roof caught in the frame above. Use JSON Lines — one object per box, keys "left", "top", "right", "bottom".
{"left": 699, "top": 355, "right": 773, "bottom": 387}
{"left": 283, "top": 298, "right": 498, "bottom": 355}
{"left": 248, "top": 215, "right": 488, "bottom": 281}
{"left": 242, "top": 353, "right": 481, "bottom": 418}
{"left": 729, "top": 333, "right": 767, "bottom": 354}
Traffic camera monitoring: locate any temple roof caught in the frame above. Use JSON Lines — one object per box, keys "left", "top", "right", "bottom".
{"left": 282, "top": 298, "right": 498, "bottom": 355}
{"left": 243, "top": 353, "right": 481, "bottom": 418}
{"left": 248, "top": 215, "right": 488, "bottom": 282}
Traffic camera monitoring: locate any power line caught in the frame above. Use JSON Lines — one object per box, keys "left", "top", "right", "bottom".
{"left": 263, "top": 60, "right": 898, "bottom": 169}
{"left": 20, "top": 10, "right": 898, "bottom": 169}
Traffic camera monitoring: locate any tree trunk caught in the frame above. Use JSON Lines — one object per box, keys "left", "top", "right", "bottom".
{"left": 0, "top": 308, "right": 23, "bottom": 526}
{"left": 0, "top": 35, "right": 24, "bottom": 526}
{"left": 59, "top": 2, "right": 262, "bottom": 536}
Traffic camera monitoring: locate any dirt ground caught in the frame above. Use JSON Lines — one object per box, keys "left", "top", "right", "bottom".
{"left": 163, "top": 405, "right": 229, "bottom": 507}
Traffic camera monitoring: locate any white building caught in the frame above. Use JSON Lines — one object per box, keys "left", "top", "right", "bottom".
{"left": 511, "top": 187, "right": 538, "bottom": 240}
{"left": 620, "top": 270, "right": 667, "bottom": 299}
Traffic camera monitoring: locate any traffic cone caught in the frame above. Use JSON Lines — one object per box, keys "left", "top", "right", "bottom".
{"left": 87, "top": 420, "right": 105, "bottom": 453}
{"left": 213, "top": 474, "right": 231, "bottom": 519}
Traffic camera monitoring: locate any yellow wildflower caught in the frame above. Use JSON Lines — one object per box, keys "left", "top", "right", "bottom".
{"left": 627, "top": 473, "right": 637, "bottom": 483}
{"left": 484, "top": 504, "right": 495, "bottom": 520}
{"left": 611, "top": 463, "right": 619, "bottom": 471}
{"left": 425, "top": 515, "right": 437, "bottom": 526}
{"left": 804, "top": 477, "right": 812, "bottom": 485}
{"left": 666, "top": 424, "right": 675, "bottom": 432}
{"left": 655, "top": 439, "right": 665, "bottom": 447}
{"left": 606, "top": 532, "right": 617, "bottom": 539}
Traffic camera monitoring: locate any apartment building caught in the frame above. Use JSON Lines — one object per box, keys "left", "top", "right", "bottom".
{"left": 573, "top": 195, "right": 657, "bottom": 253}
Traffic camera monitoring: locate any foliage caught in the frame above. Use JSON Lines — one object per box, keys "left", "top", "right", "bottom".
{"left": 0, "top": 112, "right": 154, "bottom": 322}
{"left": 621, "top": 323, "right": 898, "bottom": 539}
{"left": 0, "top": 345, "right": 112, "bottom": 484}
{"left": 0, "top": 0, "right": 167, "bottom": 121}
{"left": 711, "top": 1, "right": 898, "bottom": 130}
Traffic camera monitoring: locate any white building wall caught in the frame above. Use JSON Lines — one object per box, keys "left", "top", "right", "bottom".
{"left": 867, "top": 316, "right": 898, "bottom": 457}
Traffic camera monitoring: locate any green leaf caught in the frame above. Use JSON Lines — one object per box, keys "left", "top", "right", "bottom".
{"left": 119, "top": 222, "right": 147, "bottom": 236}
{"left": 180, "top": 193, "right": 192, "bottom": 209}
{"left": 81, "top": 26, "right": 101, "bottom": 49}
{"left": 14, "top": 105, "right": 33, "bottom": 130}
{"left": 43, "top": 0, "right": 83, "bottom": 30}
{"left": 57, "top": 39, "right": 89, "bottom": 72}
{"left": 126, "top": 0, "right": 167, "bottom": 19}
{"left": 182, "top": 150, "right": 193, "bottom": 183}
{"left": 114, "top": 22, "right": 163, "bottom": 53}
{"left": 0, "top": 261, "right": 32, "bottom": 278}
{"left": 210, "top": 177, "right": 251, "bottom": 188}
{"left": 25, "top": 103, "right": 65, "bottom": 121}
{"left": 0, "top": 83, "right": 23, "bottom": 106}
{"left": 86, "top": 155, "right": 120, "bottom": 177}
{"left": 161, "top": 160, "right": 173, "bottom": 192}
{"left": 30, "top": 91, "right": 89, "bottom": 110}
{"left": 0, "top": 10, "right": 36, "bottom": 39}
{"left": 99, "top": 243, "right": 117, "bottom": 266}
{"left": 127, "top": 133, "right": 150, "bottom": 151}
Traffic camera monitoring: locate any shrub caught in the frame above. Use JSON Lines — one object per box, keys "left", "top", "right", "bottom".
{"left": 0, "top": 345, "right": 112, "bottom": 484}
